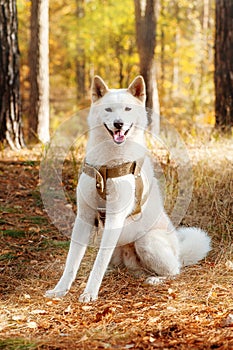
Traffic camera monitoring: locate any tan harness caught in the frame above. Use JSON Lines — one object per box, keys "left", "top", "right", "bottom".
{"left": 82, "top": 159, "right": 145, "bottom": 226}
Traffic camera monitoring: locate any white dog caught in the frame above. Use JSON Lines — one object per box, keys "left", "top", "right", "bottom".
{"left": 45, "top": 76, "right": 211, "bottom": 302}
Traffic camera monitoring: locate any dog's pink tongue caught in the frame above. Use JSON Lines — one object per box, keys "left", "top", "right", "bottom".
{"left": 114, "top": 130, "right": 125, "bottom": 144}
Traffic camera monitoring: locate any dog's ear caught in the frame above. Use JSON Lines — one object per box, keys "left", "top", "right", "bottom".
{"left": 127, "top": 76, "right": 146, "bottom": 103}
{"left": 91, "top": 76, "right": 109, "bottom": 102}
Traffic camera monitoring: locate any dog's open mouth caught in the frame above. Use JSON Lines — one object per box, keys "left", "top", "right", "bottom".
{"left": 104, "top": 123, "right": 133, "bottom": 144}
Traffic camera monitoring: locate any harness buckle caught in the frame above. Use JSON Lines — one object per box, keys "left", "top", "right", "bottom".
{"left": 95, "top": 168, "right": 105, "bottom": 194}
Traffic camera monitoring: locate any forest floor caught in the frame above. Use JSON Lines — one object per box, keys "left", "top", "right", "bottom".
{"left": 0, "top": 138, "right": 233, "bottom": 349}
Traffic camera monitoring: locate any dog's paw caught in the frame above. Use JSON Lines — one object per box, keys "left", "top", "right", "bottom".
{"left": 79, "top": 292, "right": 98, "bottom": 303}
{"left": 144, "top": 276, "right": 167, "bottom": 285}
{"left": 44, "top": 288, "right": 67, "bottom": 298}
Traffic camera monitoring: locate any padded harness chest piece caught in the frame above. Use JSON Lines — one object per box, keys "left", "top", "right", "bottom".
{"left": 82, "top": 159, "right": 145, "bottom": 224}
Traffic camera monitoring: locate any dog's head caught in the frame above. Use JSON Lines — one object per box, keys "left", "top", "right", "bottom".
{"left": 89, "top": 76, "right": 147, "bottom": 145}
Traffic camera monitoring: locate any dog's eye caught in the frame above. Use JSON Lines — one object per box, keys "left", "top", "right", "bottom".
{"left": 105, "top": 107, "right": 113, "bottom": 112}
{"left": 125, "top": 107, "right": 132, "bottom": 111}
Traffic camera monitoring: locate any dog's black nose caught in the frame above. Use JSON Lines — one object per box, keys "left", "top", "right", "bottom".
{"left": 113, "top": 119, "right": 124, "bottom": 129}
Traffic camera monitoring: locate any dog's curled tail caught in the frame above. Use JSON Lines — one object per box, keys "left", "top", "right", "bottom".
{"left": 177, "top": 227, "right": 211, "bottom": 267}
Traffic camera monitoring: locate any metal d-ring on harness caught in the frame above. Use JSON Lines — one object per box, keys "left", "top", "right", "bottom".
{"left": 81, "top": 158, "right": 146, "bottom": 227}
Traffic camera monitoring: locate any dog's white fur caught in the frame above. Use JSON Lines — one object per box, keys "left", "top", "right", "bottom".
{"left": 45, "top": 76, "right": 211, "bottom": 302}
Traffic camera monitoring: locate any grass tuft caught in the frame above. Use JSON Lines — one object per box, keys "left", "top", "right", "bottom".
{"left": 2, "top": 230, "right": 26, "bottom": 238}
{"left": 0, "top": 339, "right": 37, "bottom": 350}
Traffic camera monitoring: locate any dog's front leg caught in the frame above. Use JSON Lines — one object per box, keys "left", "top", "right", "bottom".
{"left": 79, "top": 177, "right": 135, "bottom": 302}
{"left": 79, "top": 213, "right": 125, "bottom": 302}
{"left": 45, "top": 215, "right": 93, "bottom": 298}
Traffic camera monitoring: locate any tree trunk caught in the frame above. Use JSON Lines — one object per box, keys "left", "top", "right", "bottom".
{"left": 214, "top": 0, "right": 233, "bottom": 131}
{"left": 160, "top": 0, "right": 165, "bottom": 102}
{"left": 0, "top": 0, "right": 24, "bottom": 149}
{"left": 76, "top": 0, "right": 86, "bottom": 100}
{"left": 134, "top": 0, "right": 160, "bottom": 132}
{"left": 29, "top": 0, "right": 50, "bottom": 143}
{"left": 76, "top": 47, "right": 86, "bottom": 100}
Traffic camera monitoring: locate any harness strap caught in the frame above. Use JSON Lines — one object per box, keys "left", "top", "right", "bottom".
{"left": 133, "top": 161, "right": 144, "bottom": 216}
{"left": 83, "top": 161, "right": 140, "bottom": 198}
{"left": 82, "top": 158, "right": 145, "bottom": 224}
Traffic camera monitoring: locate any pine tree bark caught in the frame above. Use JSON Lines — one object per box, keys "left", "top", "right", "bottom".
{"left": 0, "top": 0, "right": 24, "bottom": 149}
{"left": 214, "top": 0, "right": 233, "bottom": 131}
{"left": 29, "top": 0, "right": 50, "bottom": 143}
{"left": 134, "top": 0, "right": 160, "bottom": 132}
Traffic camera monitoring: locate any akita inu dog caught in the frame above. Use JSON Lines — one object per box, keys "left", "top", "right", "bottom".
{"left": 45, "top": 76, "right": 211, "bottom": 302}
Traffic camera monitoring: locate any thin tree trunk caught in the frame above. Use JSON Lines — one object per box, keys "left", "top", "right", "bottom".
{"left": 29, "top": 0, "right": 50, "bottom": 143}
{"left": 76, "top": 48, "right": 86, "bottom": 100}
{"left": 172, "top": 28, "right": 180, "bottom": 97}
{"left": 134, "top": 0, "right": 160, "bottom": 132}
{"left": 76, "top": 0, "right": 86, "bottom": 100}
{"left": 0, "top": 0, "right": 24, "bottom": 149}
{"left": 160, "top": 0, "right": 165, "bottom": 102}
{"left": 195, "top": 0, "right": 210, "bottom": 117}
{"left": 214, "top": 0, "right": 233, "bottom": 131}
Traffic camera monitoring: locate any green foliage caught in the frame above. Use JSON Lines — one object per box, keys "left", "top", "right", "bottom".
{"left": 80, "top": 0, "right": 138, "bottom": 86}
{"left": 47, "top": 0, "right": 138, "bottom": 87}
{"left": 156, "top": 0, "right": 215, "bottom": 133}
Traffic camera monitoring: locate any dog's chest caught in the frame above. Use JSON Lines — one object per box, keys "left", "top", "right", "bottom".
{"left": 81, "top": 159, "right": 147, "bottom": 226}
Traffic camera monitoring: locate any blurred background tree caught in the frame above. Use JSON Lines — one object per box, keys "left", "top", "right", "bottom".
{"left": 13, "top": 0, "right": 232, "bottom": 142}
{"left": 214, "top": 0, "right": 233, "bottom": 132}
{"left": 133, "top": 0, "right": 160, "bottom": 134}
{"left": 0, "top": 0, "right": 24, "bottom": 149}
{"left": 28, "top": 0, "right": 50, "bottom": 143}
{"left": 134, "top": 0, "right": 160, "bottom": 116}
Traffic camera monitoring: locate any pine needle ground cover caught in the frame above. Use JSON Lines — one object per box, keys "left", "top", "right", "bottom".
{"left": 0, "top": 140, "right": 232, "bottom": 349}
